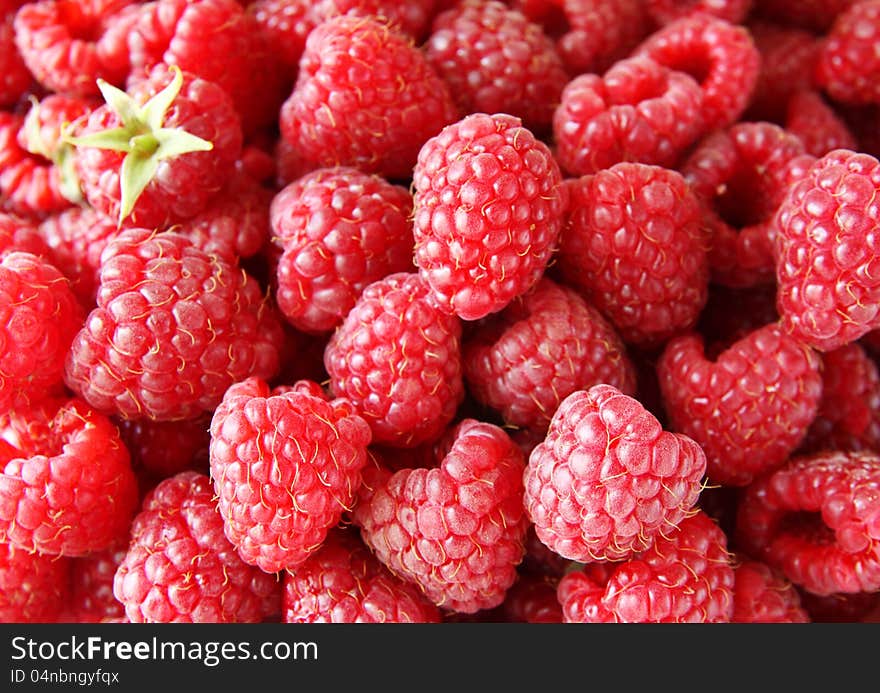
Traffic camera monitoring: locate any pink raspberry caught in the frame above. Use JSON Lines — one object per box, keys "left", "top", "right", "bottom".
{"left": 731, "top": 557, "right": 810, "bottom": 623}
{"left": 0, "top": 539, "right": 70, "bottom": 622}
{"left": 0, "top": 397, "right": 139, "bottom": 557}
{"left": 634, "top": 12, "right": 760, "bottom": 130}
{"left": 323, "top": 272, "right": 464, "bottom": 448}
{"left": 552, "top": 55, "right": 706, "bottom": 177}
{"left": 735, "top": 450, "right": 880, "bottom": 596}
{"left": 0, "top": 251, "right": 84, "bottom": 410}
{"left": 283, "top": 528, "right": 441, "bottom": 623}
{"left": 424, "top": 0, "right": 569, "bottom": 134}
{"left": 524, "top": 384, "right": 707, "bottom": 563}
{"left": 113, "top": 471, "right": 281, "bottom": 623}
{"left": 657, "top": 323, "right": 823, "bottom": 487}
{"left": 785, "top": 90, "right": 859, "bottom": 158}
{"left": 500, "top": 571, "right": 564, "bottom": 623}
{"left": 680, "top": 121, "right": 808, "bottom": 289}
{"left": 64, "top": 227, "right": 283, "bottom": 422}
{"left": 557, "top": 510, "right": 735, "bottom": 622}
{"left": 279, "top": 14, "right": 459, "bottom": 180}
{"left": 117, "top": 413, "right": 211, "bottom": 480}
{"left": 270, "top": 166, "right": 414, "bottom": 334}
{"left": 774, "top": 149, "right": 880, "bottom": 352}
{"left": 644, "top": 0, "right": 752, "bottom": 25}
{"left": 209, "top": 376, "right": 372, "bottom": 573}
{"left": 463, "top": 277, "right": 637, "bottom": 434}
{"left": 0, "top": 5, "right": 33, "bottom": 109}
{"left": 352, "top": 418, "right": 529, "bottom": 614}
{"left": 412, "top": 112, "right": 566, "bottom": 321}
{"left": 816, "top": 1, "right": 880, "bottom": 106}
{"left": 0, "top": 211, "right": 47, "bottom": 258}
{"left": 69, "top": 546, "right": 127, "bottom": 622}
{"left": 557, "top": 162, "right": 709, "bottom": 346}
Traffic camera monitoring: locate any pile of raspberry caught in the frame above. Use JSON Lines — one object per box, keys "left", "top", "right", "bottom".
{"left": 4, "top": 0, "right": 880, "bottom": 624}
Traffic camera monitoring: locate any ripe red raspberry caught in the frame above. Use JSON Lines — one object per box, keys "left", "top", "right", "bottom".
{"left": 774, "top": 149, "right": 880, "bottom": 352}
{"left": 282, "top": 528, "right": 441, "bottom": 623}
{"left": 735, "top": 450, "right": 880, "bottom": 596}
{"left": 645, "top": 0, "right": 752, "bottom": 25}
{"left": 0, "top": 251, "right": 84, "bottom": 410}
{"left": 36, "top": 206, "right": 117, "bottom": 307}
{"left": 785, "top": 90, "right": 859, "bottom": 158}
{"left": 12, "top": 0, "right": 133, "bottom": 97}
{"left": 68, "top": 63, "right": 242, "bottom": 229}
{"left": 500, "top": 571, "right": 564, "bottom": 623}
{"left": 412, "top": 112, "right": 566, "bottom": 321}
{"left": 0, "top": 397, "right": 139, "bottom": 557}
{"left": 69, "top": 546, "right": 127, "bottom": 622}
{"left": 731, "top": 557, "right": 810, "bottom": 623}
{"left": 658, "top": 324, "right": 822, "bottom": 487}
{"left": 64, "top": 227, "right": 283, "bottom": 422}
{"left": 117, "top": 413, "right": 211, "bottom": 480}
{"left": 352, "top": 418, "right": 529, "bottom": 613}
{"left": 524, "top": 384, "right": 706, "bottom": 564}
{"left": 801, "top": 342, "right": 880, "bottom": 454}
{"left": 323, "top": 272, "right": 464, "bottom": 448}
{"left": 680, "top": 121, "right": 808, "bottom": 289}
{"left": 0, "top": 540, "right": 69, "bottom": 622}
{"left": 0, "top": 5, "right": 33, "bottom": 109}
{"left": 463, "top": 277, "right": 638, "bottom": 433}
{"left": 210, "top": 376, "right": 372, "bottom": 573}
{"left": 0, "top": 211, "right": 47, "bottom": 257}
{"left": 634, "top": 12, "right": 760, "bottom": 131}
{"left": 696, "top": 283, "right": 780, "bottom": 350}
{"left": 279, "top": 14, "right": 459, "bottom": 181}
{"left": 744, "top": 20, "right": 821, "bottom": 123}
{"left": 113, "top": 471, "right": 281, "bottom": 623}
{"left": 752, "top": 0, "right": 857, "bottom": 33}
{"left": 557, "top": 163, "right": 709, "bottom": 346}
{"left": 424, "top": 1, "right": 569, "bottom": 134}
{"left": 522, "top": 0, "right": 650, "bottom": 76}
{"left": 816, "top": 1, "right": 880, "bottom": 106}
{"left": 270, "top": 166, "right": 414, "bottom": 335}
{"left": 552, "top": 55, "right": 705, "bottom": 177}
{"left": 127, "top": 0, "right": 285, "bottom": 134}
{"left": 799, "top": 589, "right": 880, "bottom": 622}
{"left": 557, "top": 510, "right": 734, "bottom": 622}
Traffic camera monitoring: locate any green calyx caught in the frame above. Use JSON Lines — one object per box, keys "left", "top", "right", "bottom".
{"left": 65, "top": 65, "right": 214, "bottom": 227}
{"left": 22, "top": 96, "right": 83, "bottom": 205}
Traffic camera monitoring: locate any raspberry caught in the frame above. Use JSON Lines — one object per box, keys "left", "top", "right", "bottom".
{"left": 0, "top": 397, "right": 139, "bottom": 556}
{"left": 680, "top": 121, "right": 808, "bottom": 289}
{"left": 113, "top": 471, "right": 281, "bottom": 623}
{"left": 657, "top": 323, "right": 823, "bottom": 487}
{"left": 282, "top": 528, "right": 441, "bottom": 623}
{"left": 323, "top": 272, "right": 464, "bottom": 448}
{"left": 744, "top": 20, "right": 821, "bottom": 123}
{"left": 64, "top": 227, "right": 283, "bottom": 422}
{"left": 524, "top": 384, "right": 707, "bottom": 563}
{"left": 500, "top": 571, "right": 563, "bottom": 623}
{"left": 69, "top": 546, "right": 127, "bottom": 622}
{"left": 412, "top": 112, "right": 566, "bottom": 321}
{"left": 774, "top": 149, "right": 880, "bottom": 352}
{"left": 552, "top": 55, "right": 705, "bottom": 177}
{"left": 634, "top": 12, "right": 760, "bottom": 131}
{"left": 279, "top": 14, "right": 459, "bottom": 180}
{"left": 270, "top": 166, "right": 414, "bottom": 335}
{"left": 644, "top": 0, "right": 752, "bottom": 26}
{"left": 352, "top": 418, "right": 529, "bottom": 613}
{"left": 0, "top": 251, "right": 84, "bottom": 410}
{"left": 696, "top": 283, "right": 780, "bottom": 349}
{"left": 424, "top": 1, "right": 569, "bottom": 134}
{"left": 753, "top": 0, "right": 857, "bottom": 33}
{"left": 0, "top": 539, "right": 69, "bottom": 622}
{"left": 731, "top": 557, "right": 810, "bottom": 623}
{"left": 209, "top": 376, "right": 372, "bottom": 573}
{"left": 12, "top": 0, "right": 133, "bottom": 97}
{"left": 785, "top": 90, "right": 859, "bottom": 158}
{"left": 557, "top": 163, "right": 709, "bottom": 346}
{"left": 117, "top": 413, "right": 211, "bottom": 480}
{"left": 463, "top": 277, "right": 637, "bottom": 434}
{"left": 68, "top": 63, "right": 242, "bottom": 228}
{"left": 0, "top": 4, "right": 32, "bottom": 109}
{"left": 36, "top": 205, "right": 117, "bottom": 307}
{"left": 816, "top": 1, "right": 880, "bottom": 106}
{"left": 799, "top": 589, "right": 880, "bottom": 622}
{"left": 0, "top": 211, "right": 48, "bottom": 258}
{"left": 557, "top": 510, "right": 735, "bottom": 622}
{"left": 735, "top": 450, "right": 880, "bottom": 596}
{"left": 127, "top": 0, "right": 285, "bottom": 135}
{"left": 801, "top": 342, "right": 880, "bottom": 454}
